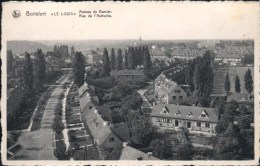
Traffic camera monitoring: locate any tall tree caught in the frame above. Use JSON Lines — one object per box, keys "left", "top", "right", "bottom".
{"left": 102, "top": 48, "right": 111, "bottom": 76}
{"left": 7, "top": 50, "right": 14, "bottom": 76}
{"left": 244, "top": 68, "right": 253, "bottom": 94}
{"left": 143, "top": 47, "right": 152, "bottom": 77}
{"left": 73, "top": 51, "right": 85, "bottom": 86}
{"left": 110, "top": 48, "right": 116, "bottom": 70}
{"left": 185, "top": 60, "right": 195, "bottom": 92}
{"left": 116, "top": 48, "right": 123, "bottom": 70}
{"left": 224, "top": 73, "right": 231, "bottom": 92}
{"left": 23, "top": 52, "right": 34, "bottom": 99}
{"left": 35, "top": 49, "right": 46, "bottom": 89}
{"left": 235, "top": 74, "right": 241, "bottom": 93}
{"left": 127, "top": 47, "right": 135, "bottom": 69}
{"left": 70, "top": 46, "right": 75, "bottom": 57}
{"left": 124, "top": 50, "right": 128, "bottom": 69}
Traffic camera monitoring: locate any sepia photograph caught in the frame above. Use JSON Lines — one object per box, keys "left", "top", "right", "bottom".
{"left": 1, "top": 1, "right": 259, "bottom": 165}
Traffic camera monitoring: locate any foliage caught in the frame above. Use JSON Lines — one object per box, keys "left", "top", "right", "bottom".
{"left": 235, "top": 74, "right": 241, "bottom": 93}
{"left": 110, "top": 48, "right": 116, "bottom": 70}
{"left": 54, "top": 140, "right": 69, "bottom": 160}
{"left": 244, "top": 68, "right": 253, "bottom": 94}
{"left": 241, "top": 53, "right": 254, "bottom": 64}
{"left": 35, "top": 49, "right": 46, "bottom": 90}
{"left": 102, "top": 48, "right": 111, "bottom": 76}
{"left": 7, "top": 50, "right": 14, "bottom": 75}
{"left": 23, "top": 52, "right": 34, "bottom": 100}
{"left": 104, "top": 143, "right": 123, "bottom": 160}
{"left": 237, "top": 116, "right": 251, "bottom": 130}
{"left": 174, "top": 143, "right": 194, "bottom": 160}
{"left": 224, "top": 73, "right": 231, "bottom": 92}
{"left": 116, "top": 48, "right": 123, "bottom": 70}
{"left": 152, "top": 139, "right": 173, "bottom": 160}
{"left": 73, "top": 51, "right": 85, "bottom": 86}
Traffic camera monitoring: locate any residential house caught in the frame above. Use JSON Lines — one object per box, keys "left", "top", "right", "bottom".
{"left": 120, "top": 143, "right": 158, "bottom": 160}
{"left": 154, "top": 73, "right": 187, "bottom": 104}
{"left": 227, "top": 93, "right": 251, "bottom": 103}
{"left": 150, "top": 103, "right": 218, "bottom": 134}
{"left": 83, "top": 50, "right": 103, "bottom": 65}
{"left": 79, "top": 99, "right": 122, "bottom": 159}
{"left": 214, "top": 53, "right": 241, "bottom": 66}
{"left": 111, "top": 69, "right": 145, "bottom": 81}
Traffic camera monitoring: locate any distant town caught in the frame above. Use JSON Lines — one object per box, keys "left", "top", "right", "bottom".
{"left": 7, "top": 39, "right": 254, "bottom": 160}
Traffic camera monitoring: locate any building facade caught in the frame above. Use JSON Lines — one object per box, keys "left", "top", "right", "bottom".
{"left": 154, "top": 73, "right": 187, "bottom": 104}
{"left": 150, "top": 103, "right": 218, "bottom": 134}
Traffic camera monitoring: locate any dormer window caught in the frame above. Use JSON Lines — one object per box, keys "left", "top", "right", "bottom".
{"left": 161, "top": 107, "right": 169, "bottom": 114}
{"left": 187, "top": 112, "right": 193, "bottom": 117}
{"left": 200, "top": 110, "right": 209, "bottom": 118}
{"left": 175, "top": 110, "right": 181, "bottom": 116}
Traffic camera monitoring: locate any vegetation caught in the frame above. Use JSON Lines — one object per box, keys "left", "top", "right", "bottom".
{"left": 35, "top": 49, "right": 46, "bottom": 90}
{"left": 235, "top": 74, "right": 241, "bottom": 93}
{"left": 102, "top": 48, "right": 111, "bottom": 76}
{"left": 244, "top": 68, "right": 253, "bottom": 94}
{"left": 116, "top": 48, "right": 123, "bottom": 70}
{"left": 23, "top": 52, "right": 34, "bottom": 101}
{"left": 224, "top": 73, "right": 231, "bottom": 92}
{"left": 73, "top": 51, "right": 85, "bottom": 86}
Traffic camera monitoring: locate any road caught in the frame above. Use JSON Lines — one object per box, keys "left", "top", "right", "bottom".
{"left": 10, "top": 73, "right": 71, "bottom": 160}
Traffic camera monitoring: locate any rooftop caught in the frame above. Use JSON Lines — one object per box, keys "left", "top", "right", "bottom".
{"left": 111, "top": 70, "right": 144, "bottom": 76}
{"left": 151, "top": 103, "right": 218, "bottom": 123}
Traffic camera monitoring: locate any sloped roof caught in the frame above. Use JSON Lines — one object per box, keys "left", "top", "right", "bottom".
{"left": 151, "top": 103, "right": 218, "bottom": 123}
{"left": 227, "top": 93, "right": 249, "bottom": 102}
{"left": 155, "top": 73, "right": 179, "bottom": 94}
{"left": 215, "top": 53, "right": 241, "bottom": 59}
{"left": 78, "top": 83, "right": 88, "bottom": 97}
{"left": 110, "top": 123, "right": 131, "bottom": 143}
{"left": 120, "top": 146, "right": 158, "bottom": 160}
{"left": 111, "top": 70, "right": 144, "bottom": 76}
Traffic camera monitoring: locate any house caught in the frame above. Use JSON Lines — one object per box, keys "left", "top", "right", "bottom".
{"left": 82, "top": 50, "right": 103, "bottom": 65}
{"left": 227, "top": 93, "right": 251, "bottom": 103}
{"left": 154, "top": 73, "right": 187, "bottom": 104}
{"left": 214, "top": 53, "right": 241, "bottom": 66}
{"left": 111, "top": 70, "right": 145, "bottom": 81}
{"left": 150, "top": 103, "right": 218, "bottom": 134}
{"left": 79, "top": 100, "right": 122, "bottom": 159}
{"left": 120, "top": 143, "right": 158, "bottom": 160}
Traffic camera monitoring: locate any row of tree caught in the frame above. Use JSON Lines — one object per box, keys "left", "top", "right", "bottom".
{"left": 101, "top": 46, "right": 152, "bottom": 77}
{"left": 53, "top": 45, "right": 69, "bottom": 59}
{"left": 224, "top": 68, "right": 253, "bottom": 94}
{"left": 72, "top": 51, "right": 85, "bottom": 87}
{"left": 185, "top": 50, "right": 214, "bottom": 106}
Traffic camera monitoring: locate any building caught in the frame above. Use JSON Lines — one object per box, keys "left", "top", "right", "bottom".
{"left": 150, "top": 103, "right": 218, "bottom": 134}
{"left": 83, "top": 50, "right": 103, "bottom": 65}
{"left": 120, "top": 143, "right": 158, "bottom": 160}
{"left": 154, "top": 73, "right": 187, "bottom": 104}
{"left": 214, "top": 53, "right": 241, "bottom": 66}
{"left": 111, "top": 69, "right": 145, "bottom": 81}
{"left": 227, "top": 93, "right": 251, "bottom": 103}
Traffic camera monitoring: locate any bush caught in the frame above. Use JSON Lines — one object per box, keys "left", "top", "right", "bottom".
{"left": 54, "top": 140, "right": 69, "bottom": 160}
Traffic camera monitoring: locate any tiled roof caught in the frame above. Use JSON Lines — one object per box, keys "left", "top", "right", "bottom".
{"left": 120, "top": 146, "right": 158, "bottom": 160}
{"left": 215, "top": 53, "right": 241, "bottom": 59}
{"left": 155, "top": 73, "right": 178, "bottom": 94}
{"left": 110, "top": 123, "right": 131, "bottom": 143}
{"left": 151, "top": 103, "right": 218, "bottom": 123}
{"left": 227, "top": 93, "right": 249, "bottom": 102}
{"left": 80, "top": 101, "right": 113, "bottom": 146}
{"left": 111, "top": 70, "right": 144, "bottom": 76}
{"left": 78, "top": 83, "right": 88, "bottom": 97}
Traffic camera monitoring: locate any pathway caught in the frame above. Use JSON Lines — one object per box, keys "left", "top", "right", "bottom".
{"left": 10, "top": 74, "right": 71, "bottom": 160}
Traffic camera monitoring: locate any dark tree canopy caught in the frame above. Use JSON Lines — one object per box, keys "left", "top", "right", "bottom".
{"left": 102, "top": 48, "right": 111, "bottom": 76}
{"left": 244, "top": 68, "right": 253, "bottom": 94}
{"left": 35, "top": 49, "right": 46, "bottom": 86}
{"left": 23, "top": 52, "right": 34, "bottom": 99}
{"left": 110, "top": 48, "right": 116, "bottom": 70}
{"left": 116, "top": 48, "right": 123, "bottom": 70}
{"left": 124, "top": 50, "right": 128, "bottom": 69}
{"left": 7, "top": 50, "right": 14, "bottom": 76}
{"left": 224, "top": 73, "right": 231, "bottom": 92}
{"left": 235, "top": 74, "right": 241, "bottom": 93}
{"left": 73, "top": 51, "right": 85, "bottom": 86}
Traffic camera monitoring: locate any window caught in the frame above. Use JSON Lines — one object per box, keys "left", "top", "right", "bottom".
{"left": 109, "top": 138, "right": 115, "bottom": 142}
{"left": 196, "top": 122, "right": 201, "bottom": 127}
{"left": 179, "top": 96, "right": 183, "bottom": 99}
{"left": 172, "top": 96, "right": 176, "bottom": 99}
{"left": 174, "top": 90, "right": 181, "bottom": 93}
{"left": 205, "top": 123, "right": 210, "bottom": 128}
{"left": 175, "top": 120, "right": 179, "bottom": 127}
{"left": 201, "top": 114, "right": 206, "bottom": 118}
{"left": 201, "top": 123, "right": 205, "bottom": 127}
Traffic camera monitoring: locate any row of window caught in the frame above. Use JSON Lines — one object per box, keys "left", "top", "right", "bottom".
{"left": 156, "top": 118, "right": 213, "bottom": 128}
{"left": 172, "top": 96, "right": 183, "bottom": 100}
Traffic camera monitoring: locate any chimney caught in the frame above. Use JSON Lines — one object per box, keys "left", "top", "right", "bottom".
{"left": 147, "top": 152, "right": 152, "bottom": 160}
{"left": 103, "top": 121, "right": 107, "bottom": 126}
{"left": 123, "top": 142, "right": 128, "bottom": 147}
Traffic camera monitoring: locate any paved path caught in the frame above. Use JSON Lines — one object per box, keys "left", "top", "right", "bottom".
{"left": 11, "top": 74, "right": 71, "bottom": 160}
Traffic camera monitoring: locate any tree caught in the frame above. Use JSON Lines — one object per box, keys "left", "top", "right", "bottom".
{"left": 152, "top": 140, "right": 173, "bottom": 160}
{"left": 175, "top": 143, "right": 194, "bottom": 160}
{"left": 73, "top": 51, "right": 85, "bottom": 86}
{"left": 102, "top": 48, "right": 111, "bottom": 76}
{"left": 124, "top": 50, "right": 128, "bottom": 69}
{"left": 143, "top": 47, "right": 152, "bottom": 77}
{"left": 116, "top": 48, "right": 123, "bottom": 70}
{"left": 110, "top": 48, "right": 116, "bottom": 70}
{"left": 237, "top": 116, "right": 251, "bottom": 130}
{"left": 244, "top": 68, "right": 253, "bottom": 94}
{"left": 23, "top": 52, "right": 34, "bottom": 99}
{"left": 185, "top": 60, "right": 195, "bottom": 92}
{"left": 35, "top": 49, "right": 46, "bottom": 90}
{"left": 7, "top": 50, "right": 14, "bottom": 76}
{"left": 235, "top": 74, "right": 241, "bottom": 93}
{"left": 224, "top": 73, "right": 231, "bottom": 92}
{"left": 127, "top": 47, "right": 135, "bottom": 69}
{"left": 70, "top": 46, "right": 75, "bottom": 57}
